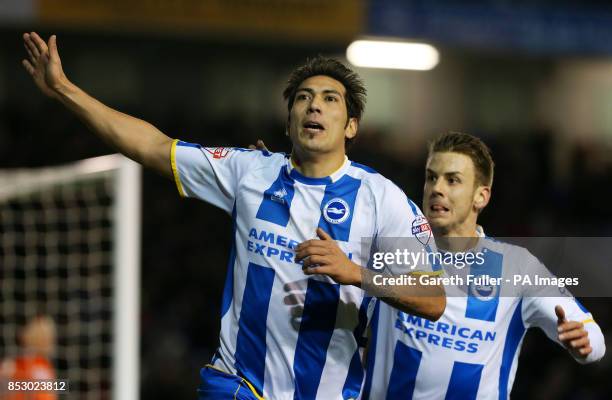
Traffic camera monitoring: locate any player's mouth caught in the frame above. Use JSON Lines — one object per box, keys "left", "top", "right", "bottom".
{"left": 428, "top": 204, "right": 450, "bottom": 217}
{"left": 302, "top": 121, "right": 325, "bottom": 135}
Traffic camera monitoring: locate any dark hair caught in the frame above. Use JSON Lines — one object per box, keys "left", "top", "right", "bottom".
{"left": 283, "top": 56, "right": 366, "bottom": 144}
{"left": 428, "top": 132, "right": 495, "bottom": 187}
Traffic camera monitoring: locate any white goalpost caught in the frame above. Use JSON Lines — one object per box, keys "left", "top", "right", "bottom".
{"left": 0, "top": 154, "right": 141, "bottom": 400}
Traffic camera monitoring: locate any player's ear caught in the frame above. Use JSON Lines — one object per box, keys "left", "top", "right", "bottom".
{"left": 345, "top": 117, "right": 358, "bottom": 140}
{"left": 285, "top": 116, "right": 290, "bottom": 136}
{"left": 473, "top": 185, "right": 491, "bottom": 212}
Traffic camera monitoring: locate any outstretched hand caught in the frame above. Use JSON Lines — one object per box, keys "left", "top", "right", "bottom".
{"left": 296, "top": 227, "right": 361, "bottom": 286}
{"left": 556, "top": 305, "right": 592, "bottom": 359}
{"left": 22, "top": 32, "right": 68, "bottom": 100}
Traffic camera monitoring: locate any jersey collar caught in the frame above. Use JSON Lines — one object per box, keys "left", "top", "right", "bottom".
{"left": 476, "top": 225, "right": 485, "bottom": 238}
{"left": 286, "top": 156, "right": 350, "bottom": 185}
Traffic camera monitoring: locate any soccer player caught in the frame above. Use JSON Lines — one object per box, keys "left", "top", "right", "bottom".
{"left": 362, "top": 132, "right": 606, "bottom": 399}
{"left": 0, "top": 316, "right": 57, "bottom": 400}
{"left": 21, "top": 32, "right": 445, "bottom": 399}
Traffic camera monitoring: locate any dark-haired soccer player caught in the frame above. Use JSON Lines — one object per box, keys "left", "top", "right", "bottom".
{"left": 22, "top": 32, "right": 444, "bottom": 399}
{"left": 362, "top": 132, "right": 605, "bottom": 399}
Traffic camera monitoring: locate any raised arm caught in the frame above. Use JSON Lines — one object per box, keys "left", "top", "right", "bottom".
{"left": 22, "top": 32, "right": 173, "bottom": 178}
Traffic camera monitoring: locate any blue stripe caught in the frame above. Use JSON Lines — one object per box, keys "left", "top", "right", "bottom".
{"left": 445, "top": 361, "right": 484, "bottom": 400}
{"left": 407, "top": 197, "right": 419, "bottom": 215}
{"left": 293, "top": 280, "right": 340, "bottom": 400}
{"left": 350, "top": 161, "right": 378, "bottom": 174}
{"left": 465, "top": 248, "right": 502, "bottom": 322}
{"left": 498, "top": 300, "right": 525, "bottom": 399}
{"left": 256, "top": 168, "right": 296, "bottom": 227}
{"left": 232, "top": 147, "right": 273, "bottom": 157}
{"left": 385, "top": 341, "right": 422, "bottom": 400}
{"left": 425, "top": 244, "right": 443, "bottom": 272}
{"left": 575, "top": 298, "right": 589, "bottom": 313}
{"left": 341, "top": 351, "right": 363, "bottom": 400}
{"left": 318, "top": 175, "right": 362, "bottom": 242}
{"left": 234, "top": 262, "right": 276, "bottom": 395}
{"left": 361, "top": 301, "right": 380, "bottom": 400}
{"left": 177, "top": 140, "right": 201, "bottom": 148}
{"left": 289, "top": 168, "right": 333, "bottom": 185}
{"left": 341, "top": 296, "right": 372, "bottom": 398}
{"left": 220, "top": 204, "right": 238, "bottom": 318}
{"left": 198, "top": 366, "right": 261, "bottom": 400}
{"left": 354, "top": 296, "right": 372, "bottom": 347}
{"left": 258, "top": 149, "right": 274, "bottom": 157}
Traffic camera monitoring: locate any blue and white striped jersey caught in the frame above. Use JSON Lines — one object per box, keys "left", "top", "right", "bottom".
{"left": 363, "top": 234, "right": 605, "bottom": 400}
{"left": 171, "top": 140, "right": 433, "bottom": 400}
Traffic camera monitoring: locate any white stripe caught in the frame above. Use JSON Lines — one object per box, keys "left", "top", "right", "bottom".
{"left": 215, "top": 217, "right": 251, "bottom": 374}
{"left": 263, "top": 274, "right": 302, "bottom": 399}
{"left": 412, "top": 355, "right": 454, "bottom": 399}
{"left": 289, "top": 184, "right": 326, "bottom": 238}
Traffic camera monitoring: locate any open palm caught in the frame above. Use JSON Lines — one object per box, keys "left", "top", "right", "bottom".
{"left": 22, "top": 32, "right": 67, "bottom": 100}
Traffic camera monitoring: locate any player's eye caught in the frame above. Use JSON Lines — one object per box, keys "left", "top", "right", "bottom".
{"left": 426, "top": 175, "right": 436, "bottom": 182}
{"left": 448, "top": 177, "right": 460, "bottom": 184}
{"left": 325, "top": 95, "right": 338, "bottom": 102}
{"left": 296, "top": 93, "right": 310, "bottom": 101}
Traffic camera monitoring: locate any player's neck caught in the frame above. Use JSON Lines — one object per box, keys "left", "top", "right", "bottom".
{"left": 290, "top": 151, "right": 347, "bottom": 178}
{"left": 433, "top": 223, "right": 479, "bottom": 252}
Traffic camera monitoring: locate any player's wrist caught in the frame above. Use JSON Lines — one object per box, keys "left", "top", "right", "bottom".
{"left": 52, "top": 76, "right": 75, "bottom": 99}
{"left": 348, "top": 261, "right": 363, "bottom": 287}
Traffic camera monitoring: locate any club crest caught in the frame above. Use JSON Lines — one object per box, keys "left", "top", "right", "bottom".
{"left": 469, "top": 282, "right": 499, "bottom": 301}
{"left": 323, "top": 198, "right": 350, "bottom": 224}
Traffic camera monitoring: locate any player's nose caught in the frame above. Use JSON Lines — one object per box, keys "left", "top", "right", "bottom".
{"left": 430, "top": 179, "right": 445, "bottom": 195}
{"left": 307, "top": 95, "right": 323, "bottom": 113}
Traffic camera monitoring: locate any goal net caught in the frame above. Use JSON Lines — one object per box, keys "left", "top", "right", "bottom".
{"left": 0, "top": 154, "right": 141, "bottom": 400}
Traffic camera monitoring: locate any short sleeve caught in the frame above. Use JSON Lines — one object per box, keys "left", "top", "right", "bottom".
{"left": 171, "top": 140, "right": 269, "bottom": 213}
{"left": 374, "top": 180, "right": 439, "bottom": 275}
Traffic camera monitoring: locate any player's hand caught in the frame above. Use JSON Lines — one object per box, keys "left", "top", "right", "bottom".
{"left": 22, "top": 32, "right": 68, "bottom": 100}
{"left": 296, "top": 227, "right": 362, "bottom": 286}
{"left": 248, "top": 139, "right": 269, "bottom": 151}
{"left": 556, "top": 305, "right": 592, "bottom": 358}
